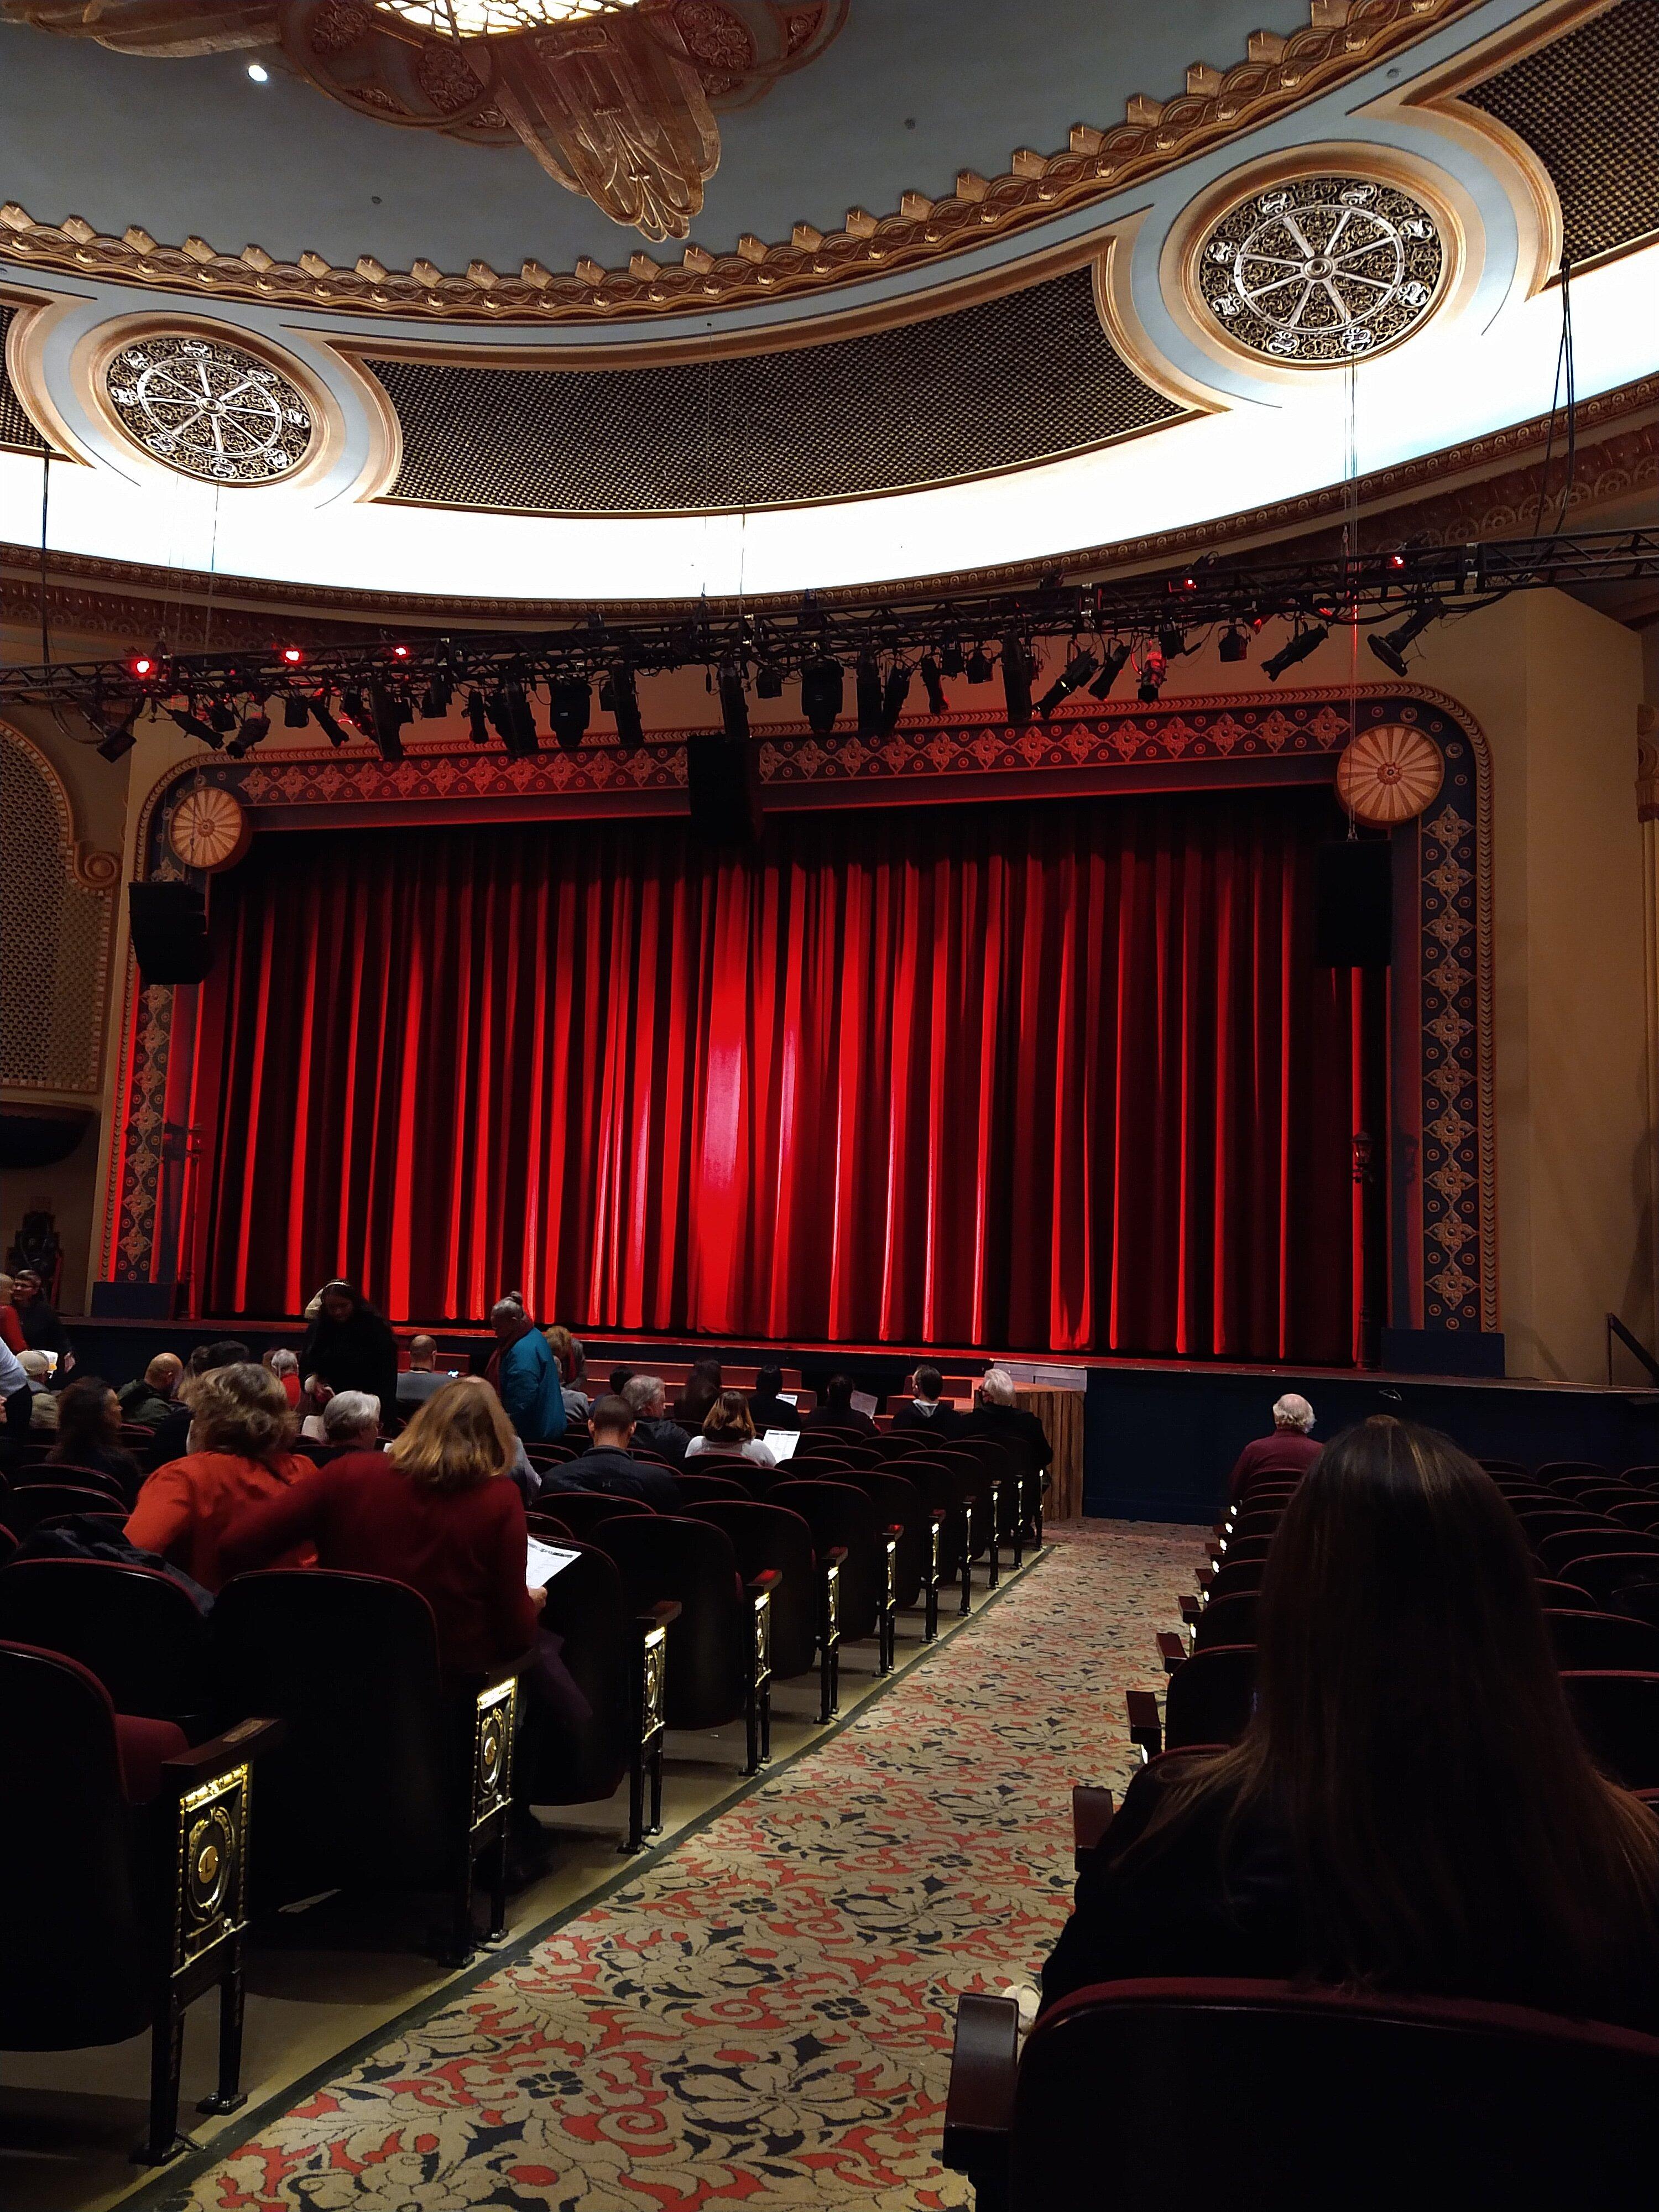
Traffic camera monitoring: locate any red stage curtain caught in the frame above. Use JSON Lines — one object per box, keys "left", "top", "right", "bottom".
{"left": 199, "top": 787, "right": 1358, "bottom": 1359}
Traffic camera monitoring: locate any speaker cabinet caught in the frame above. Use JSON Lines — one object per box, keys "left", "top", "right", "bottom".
{"left": 128, "top": 880, "right": 212, "bottom": 984}
{"left": 1314, "top": 839, "right": 1392, "bottom": 968}
{"left": 687, "top": 734, "right": 763, "bottom": 847}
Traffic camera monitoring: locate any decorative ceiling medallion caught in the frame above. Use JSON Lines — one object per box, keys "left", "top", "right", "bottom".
{"left": 1197, "top": 175, "right": 1444, "bottom": 364}
{"left": 376, "top": 3, "right": 642, "bottom": 28}
{"left": 1335, "top": 722, "right": 1444, "bottom": 824}
{"left": 168, "top": 784, "right": 252, "bottom": 871}
{"left": 104, "top": 334, "right": 314, "bottom": 483}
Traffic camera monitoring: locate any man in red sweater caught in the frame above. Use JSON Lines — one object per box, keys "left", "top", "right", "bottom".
{"left": 1225, "top": 1394, "right": 1323, "bottom": 1506}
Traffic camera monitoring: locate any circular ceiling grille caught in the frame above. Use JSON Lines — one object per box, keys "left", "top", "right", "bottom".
{"left": 373, "top": 1, "right": 643, "bottom": 30}
{"left": 1197, "top": 175, "right": 1444, "bottom": 364}
{"left": 103, "top": 335, "right": 314, "bottom": 483}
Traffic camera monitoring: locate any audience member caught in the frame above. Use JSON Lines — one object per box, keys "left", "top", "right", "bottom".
{"left": 18, "top": 1349, "right": 58, "bottom": 1430}
{"left": 125, "top": 1362, "right": 312, "bottom": 1591}
{"left": 46, "top": 1377, "right": 144, "bottom": 1500}
{"left": 321, "top": 1391, "right": 382, "bottom": 1450}
{"left": 9, "top": 1267, "right": 71, "bottom": 1370}
{"left": 1226, "top": 1391, "right": 1323, "bottom": 1504}
{"left": 892, "top": 1364, "right": 962, "bottom": 1435}
{"left": 118, "top": 1352, "right": 182, "bottom": 1428}
{"left": 297, "top": 1281, "right": 399, "bottom": 1421}
{"left": 609, "top": 1364, "right": 637, "bottom": 1396}
{"left": 147, "top": 1339, "right": 251, "bottom": 1464}
{"left": 268, "top": 1346, "right": 302, "bottom": 1408}
{"left": 960, "top": 1366, "right": 1053, "bottom": 1467}
{"left": 299, "top": 1374, "right": 333, "bottom": 1442}
{"left": 805, "top": 1373, "right": 875, "bottom": 1436}
{"left": 542, "top": 1323, "right": 593, "bottom": 1418}
{"left": 397, "top": 1334, "right": 449, "bottom": 1413}
{"left": 0, "top": 1335, "right": 30, "bottom": 1434}
{"left": 543, "top": 1394, "right": 682, "bottom": 1509}
{"left": 749, "top": 1364, "right": 801, "bottom": 1432}
{"left": 222, "top": 1378, "right": 540, "bottom": 1677}
{"left": 0, "top": 1272, "right": 23, "bottom": 1355}
{"left": 489, "top": 1297, "right": 566, "bottom": 1442}
{"left": 620, "top": 1373, "right": 690, "bottom": 1464}
{"left": 687, "top": 1389, "right": 776, "bottom": 1468}
{"left": 1041, "top": 1418, "right": 1659, "bottom": 2027}
{"left": 672, "top": 1359, "right": 723, "bottom": 1428}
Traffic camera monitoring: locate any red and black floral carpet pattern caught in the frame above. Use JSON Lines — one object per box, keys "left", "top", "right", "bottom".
{"left": 176, "top": 1523, "right": 1197, "bottom": 2209}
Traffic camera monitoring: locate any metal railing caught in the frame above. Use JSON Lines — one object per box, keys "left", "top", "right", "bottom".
{"left": 1605, "top": 1311, "right": 1659, "bottom": 1387}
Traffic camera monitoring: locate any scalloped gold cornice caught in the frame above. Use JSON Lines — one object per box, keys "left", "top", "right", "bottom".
{"left": 0, "top": 0, "right": 1479, "bottom": 325}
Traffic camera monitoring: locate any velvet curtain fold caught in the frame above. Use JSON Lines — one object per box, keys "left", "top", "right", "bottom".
{"left": 200, "top": 787, "right": 1358, "bottom": 1359}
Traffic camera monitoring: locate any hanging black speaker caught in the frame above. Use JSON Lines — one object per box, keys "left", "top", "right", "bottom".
{"left": 686, "top": 734, "right": 762, "bottom": 847}
{"left": 128, "top": 880, "right": 212, "bottom": 984}
{"left": 1314, "top": 840, "right": 1392, "bottom": 968}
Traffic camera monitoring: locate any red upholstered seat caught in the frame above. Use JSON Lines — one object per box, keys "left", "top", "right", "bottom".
{"left": 113, "top": 1712, "right": 190, "bottom": 1804}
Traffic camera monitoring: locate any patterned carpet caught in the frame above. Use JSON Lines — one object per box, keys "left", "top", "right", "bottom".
{"left": 166, "top": 1521, "right": 1199, "bottom": 2210}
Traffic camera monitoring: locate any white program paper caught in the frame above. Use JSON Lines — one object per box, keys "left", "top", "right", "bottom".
{"left": 776, "top": 1390, "right": 798, "bottom": 1406}
{"left": 525, "top": 1538, "right": 583, "bottom": 1589}
{"left": 764, "top": 1429, "right": 800, "bottom": 1462}
{"left": 849, "top": 1390, "right": 877, "bottom": 1417}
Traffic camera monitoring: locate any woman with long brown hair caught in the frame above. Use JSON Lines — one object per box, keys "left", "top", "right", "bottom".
{"left": 1042, "top": 1416, "right": 1659, "bottom": 2025}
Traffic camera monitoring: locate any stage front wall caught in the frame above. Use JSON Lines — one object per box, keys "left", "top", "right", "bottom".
{"left": 199, "top": 787, "right": 1360, "bottom": 1359}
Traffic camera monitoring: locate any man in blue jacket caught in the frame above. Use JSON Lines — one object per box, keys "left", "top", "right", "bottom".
{"left": 488, "top": 1297, "right": 566, "bottom": 1443}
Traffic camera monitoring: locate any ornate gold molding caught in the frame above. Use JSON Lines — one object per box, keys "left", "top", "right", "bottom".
{"left": 0, "top": 0, "right": 1481, "bottom": 326}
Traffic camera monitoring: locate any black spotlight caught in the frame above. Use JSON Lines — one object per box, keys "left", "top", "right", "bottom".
{"left": 755, "top": 660, "right": 785, "bottom": 699}
{"left": 225, "top": 709, "right": 271, "bottom": 759}
{"left": 96, "top": 708, "right": 139, "bottom": 761}
{"left": 856, "top": 651, "right": 883, "bottom": 736}
{"left": 168, "top": 704, "right": 224, "bottom": 750}
{"left": 1136, "top": 645, "right": 1168, "bottom": 704}
{"left": 340, "top": 687, "right": 368, "bottom": 731}
{"left": 601, "top": 664, "right": 643, "bottom": 749}
{"left": 801, "top": 656, "right": 843, "bottom": 734}
{"left": 1262, "top": 623, "right": 1329, "bottom": 681}
{"left": 940, "top": 641, "right": 964, "bottom": 678}
{"left": 1158, "top": 624, "right": 1187, "bottom": 661}
{"left": 419, "top": 674, "right": 454, "bottom": 718}
{"left": 878, "top": 663, "right": 911, "bottom": 736}
{"left": 1368, "top": 604, "right": 1439, "bottom": 677}
{"left": 1000, "top": 634, "right": 1034, "bottom": 726}
{"left": 487, "top": 683, "right": 539, "bottom": 759}
{"left": 964, "top": 644, "right": 993, "bottom": 685}
{"left": 283, "top": 692, "right": 310, "bottom": 729}
{"left": 1218, "top": 624, "right": 1251, "bottom": 663}
{"left": 312, "top": 696, "right": 352, "bottom": 748}
{"left": 718, "top": 660, "right": 750, "bottom": 743}
{"left": 920, "top": 656, "right": 947, "bottom": 714}
{"left": 550, "top": 676, "right": 592, "bottom": 752}
{"left": 207, "top": 697, "right": 238, "bottom": 737}
{"left": 1088, "top": 641, "right": 1133, "bottom": 699}
{"left": 367, "top": 681, "right": 409, "bottom": 763}
{"left": 1037, "top": 647, "right": 1100, "bottom": 719}
{"left": 466, "top": 688, "right": 491, "bottom": 745}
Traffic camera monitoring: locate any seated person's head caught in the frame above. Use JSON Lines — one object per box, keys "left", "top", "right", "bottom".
{"left": 542, "top": 1322, "right": 573, "bottom": 1369}
{"left": 206, "top": 1338, "right": 252, "bottom": 1373}
{"left": 567, "top": 1337, "right": 587, "bottom": 1381}
{"left": 192, "top": 1363, "right": 296, "bottom": 1462}
{"left": 56, "top": 1376, "right": 120, "bottom": 1452}
{"left": 390, "top": 1376, "right": 515, "bottom": 1491}
{"left": 408, "top": 1333, "right": 437, "bottom": 1371}
{"left": 186, "top": 1343, "right": 215, "bottom": 1379}
{"left": 824, "top": 1373, "right": 854, "bottom": 1408}
{"left": 978, "top": 1367, "right": 1016, "bottom": 1407}
{"left": 322, "top": 1390, "right": 382, "bottom": 1448}
{"left": 686, "top": 1358, "right": 722, "bottom": 1392}
{"left": 588, "top": 1394, "right": 635, "bottom": 1449}
{"left": 19, "top": 1350, "right": 49, "bottom": 1387}
{"left": 11, "top": 1269, "right": 42, "bottom": 1308}
{"left": 268, "top": 1347, "right": 299, "bottom": 1379}
{"left": 319, "top": 1280, "right": 363, "bottom": 1324}
{"left": 755, "top": 1365, "right": 784, "bottom": 1401}
{"left": 610, "top": 1364, "right": 636, "bottom": 1395}
{"left": 912, "top": 1364, "right": 944, "bottom": 1404}
{"left": 145, "top": 1351, "right": 183, "bottom": 1398}
{"left": 623, "top": 1373, "right": 667, "bottom": 1422}
{"left": 1272, "top": 1391, "right": 1314, "bottom": 1431}
{"left": 491, "top": 1297, "right": 526, "bottom": 1340}
{"left": 703, "top": 1389, "right": 756, "bottom": 1445}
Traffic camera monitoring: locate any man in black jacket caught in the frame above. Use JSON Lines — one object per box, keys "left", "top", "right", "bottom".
{"left": 891, "top": 1364, "right": 963, "bottom": 1436}
{"left": 620, "top": 1374, "right": 690, "bottom": 1464}
{"left": 959, "top": 1366, "right": 1053, "bottom": 1469}
{"left": 545, "top": 1395, "right": 682, "bottom": 1510}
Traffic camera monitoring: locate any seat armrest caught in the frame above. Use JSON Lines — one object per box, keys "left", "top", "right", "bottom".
{"left": 638, "top": 1600, "right": 683, "bottom": 1629}
{"left": 746, "top": 1569, "right": 783, "bottom": 1597}
{"left": 1125, "top": 1688, "right": 1162, "bottom": 1760}
{"left": 1178, "top": 1593, "right": 1201, "bottom": 1625}
{"left": 825, "top": 1545, "right": 850, "bottom": 1567}
{"left": 160, "top": 1715, "right": 284, "bottom": 1785}
{"left": 1196, "top": 1565, "right": 1214, "bottom": 1592}
{"left": 1155, "top": 1630, "right": 1187, "bottom": 1674}
{"left": 942, "top": 1993, "right": 1019, "bottom": 2182}
{"left": 1071, "top": 1783, "right": 1114, "bottom": 1867}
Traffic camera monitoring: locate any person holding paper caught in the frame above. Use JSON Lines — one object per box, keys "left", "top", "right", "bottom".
{"left": 748, "top": 1365, "right": 801, "bottom": 1432}
{"left": 804, "top": 1374, "right": 877, "bottom": 1436}
{"left": 687, "top": 1390, "right": 778, "bottom": 1468}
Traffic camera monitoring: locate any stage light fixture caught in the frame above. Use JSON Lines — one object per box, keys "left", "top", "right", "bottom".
{"left": 1000, "top": 634, "right": 1034, "bottom": 726}
{"left": 1218, "top": 624, "right": 1250, "bottom": 663}
{"left": 466, "top": 688, "right": 490, "bottom": 744}
{"left": 801, "top": 656, "right": 843, "bottom": 734}
{"left": 1136, "top": 645, "right": 1168, "bottom": 704}
{"left": 718, "top": 660, "right": 750, "bottom": 743}
{"left": 311, "top": 697, "right": 352, "bottom": 748}
{"left": 920, "top": 656, "right": 947, "bottom": 714}
{"left": 1367, "top": 604, "right": 1439, "bottom": 677}
{"left": 879, "top": 663, "right": 911, "bottom": 736}
{"left": 367, "top": 682, "right": 410, "bottom": 763}
{"left": 168, "top": 704, "right": 223, "bottom": 749}
{"left": 127, "top": 652, "right": 161, "bottom": 681}
{"left": 940, "top": 641, "right": 964, "bottom": 678}
{"left": 855, "top": 651, "right": 883, "bottom": 736}
{"left": 419, "top": 674, "right": 453, "bottom": 718}
{"left": 550, "top": 676, "right": 592, "bottom": 751}
{"left": 341, "top": 687, "right": 368, "bottom": 730}
{"left": 282, "top": 692, "right": 310, "bottom": 729}
{"left": 964, "top": 644, "right": 992, "bottom": 684}
{"left": 390, "top": 643, "right": 411, "bottom": 660}
{"left": 488, "top": 682, "right": 539, "bottom": 759}
{"left": 601, "top": 664, "right": 643, "bottom": 749}
{"left": 1037, "top": 646, "right": 1100, "bottom": 719}
{"left": 96, "top": 708, "right": 139, "bottom": 761}
{"left": 279, "top": 645, "right": 304, "bottom": 667}
{"left": 226, "top": 709, "right": 271, "bottom": 759}
{"left": 207, "top": 698, "right": 238, "bottom": 736}
{"left": 1262, "top": 624, "right": 1329, "bottom": 681}
{"left": 1158, "top": 624, "right": 1186, "bottom": 661}
{"left": 1088, "top": 641, "right": 1133, "bottom": 698}
{"left": 755, "top": 660, "right": 785, "bottom": 699}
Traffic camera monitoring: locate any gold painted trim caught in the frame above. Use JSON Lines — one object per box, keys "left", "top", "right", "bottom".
{"left": 0, "top": 0, "right": 1481, "bottom": 329}
{"left": 1, "top": 281, "right": 90, "bottom": 460}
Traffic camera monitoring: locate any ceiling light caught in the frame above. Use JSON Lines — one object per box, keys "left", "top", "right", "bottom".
{"left": 373, "top": 3, "right": 644, "bottom": 34}
{"left": 1037, "top": 648, "right": 1099, "bottom": 719}
{"left": 1218, "top": 624, "right": 1250, "bottom": 663}
{"left": 1368, "top": 605, "right": 1439, "bottom": 677}
{"left": 169, "top": 705, "right": 223, "bottom": 750}
{"left": 879, "top": 664, "right": 911, "bottom": 737}
{"left": 97, "top": 711, "right": 139, "bottom": 761}
{"left": 367, "top": 682, "right": 409, "bottom": 762}
{"left": 801, "top": 658, "right": 843, "bottom": 735}
{"left": 964, "top": 645, "right": 992, "bottom": 685}
{"left": 855, "top": 651, "right": 883, "bottom": 737}
{"left": 601, "top": 664, "right": 643, "bottom": 748}
{"left": 283, "top": 693, "right": 310, "bottom": 728}
{"left": 1000, "top": 634, "right": 1033, "bottom": 726}
{"left": 247, "top": 62, "right": 269, "bottom": 82}
{"left": 312, "top": 698, "right": 352, "bottom": 748}
{"left": 940, "top": 643, "right": 964, "bottom": 678}
{"left": 550, "top": 675, "right": 592, "bottom": 750}
{"left": 1262, "top": 624, "right": 1329, "bottom": 681}
{"left": 1137, "top": 646, "right": 1167, "bottom": 704}
{"left": 755, "top": 660, "right": 784, "bottom": 699}
{"left": 920, "top": 657, "right": 947, "bottom": 714}
{"left": 466, "top": 689, "right": 491, "bottom": 745}
{"left": 1088, "top": 642, "right": 1133, "bottom": 698}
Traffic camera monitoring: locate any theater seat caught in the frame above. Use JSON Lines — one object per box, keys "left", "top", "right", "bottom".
{"left": 0, "top": 1557, "right": 214, "bottom": 1734}
{"left": 114, "top": 1710, "right": 190, "bottom": 1802}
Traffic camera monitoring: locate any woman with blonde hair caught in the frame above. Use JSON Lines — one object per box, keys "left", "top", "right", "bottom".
{"left": 126, "top": 1362, "right": 311, "bottom": 1590}
{"left": 221, "top": 1376, "right": 540, "bottom": 1675}
{"left": 686, "top": 1387, "right": 777, "bottom": 1469}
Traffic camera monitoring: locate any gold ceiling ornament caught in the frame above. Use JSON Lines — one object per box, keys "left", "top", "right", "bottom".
{"left": 1335, "top": 721, "right": 1444, "bottom": 825}
{"left": 0, "top": 0, "right": 1479, "bottom": 321}
{"left": 3, "top": 0, "right": 843, "bottom": 243}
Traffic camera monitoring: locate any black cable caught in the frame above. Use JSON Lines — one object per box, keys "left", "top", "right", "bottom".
{"left": 38, "top": 447, "right": 50, "bottom": 670}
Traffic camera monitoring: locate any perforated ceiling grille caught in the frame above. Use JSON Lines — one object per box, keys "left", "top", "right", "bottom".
{"left": 0, "top": 732, "right": 111, "bottom": 1094}
{"left": 0, "top": 305, "right": 48, "bottom": 453}
{"left": 1464, "top": 0, "right": 1659, "bottom": 265}
{"left": 368, "top": 268, "right": 1180, "bottom": 514}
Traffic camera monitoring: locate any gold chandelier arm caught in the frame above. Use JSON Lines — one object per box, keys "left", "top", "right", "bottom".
{"left": 1, "top": 0, "right": 279, "bottom": 56}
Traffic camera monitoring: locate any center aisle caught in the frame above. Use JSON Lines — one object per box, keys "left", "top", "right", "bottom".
{"left": 173, "top": 1522, "right": 1198, "bottom": 2210}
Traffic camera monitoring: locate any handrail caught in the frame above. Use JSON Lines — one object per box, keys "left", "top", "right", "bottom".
{"left": 1605, "top": 1311, "right": 1659, "bottom": 1387}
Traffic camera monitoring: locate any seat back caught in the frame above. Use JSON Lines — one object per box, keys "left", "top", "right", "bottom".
{"left": 1540, "top": 1463, "right": 1612, "bottom": 1490}
{"left": 0, "top": 1642, "right": 150, "bottom": 2049}
{"left": 0, "top": 1558, "right": 211, "bottom": 1725}
{"left": 1193, "top": 1591, "right": 1258, "bottom": 1653}
{"left": 675, "top": 1471, "right": 751, "bottom": 1506}
{"left": 38, "top": 1460, "right": 128, "bottom": 1500}
{"left": 4, "top": 1483, "right": 128, "bottom": 1533}
{"left": 523, "top": 1538, "right": 633, "bottom": 1806}
{"left": 589, "top": 1516, "right": 747, "bottom": 1732}
{"left": 1543, "top": 1609, "right": 1659, "bottom": 1672}
{"left": 768, "top": 1480, "right": 883, "bottom": 1645}
{"left": 1571, "top": 1551, "right": 1659, "bottom": 1610}
{"left": 213, "top": 1569, "right": 455, "bottom": 1897}
{"left": 688, "top": 1500, "right": 818, "bottom": 1678}
{"left": 898, "top": 1460, "right": 970, "bottom": 1578}
{"left": 1537, "top": 1526, "right": 1659, "bottom": 1577}
{"left": 853, "top": 1470, "right": 927, "bottom": 1607}
{"left": 1008, "top": 1980, "right": 1659, "bottom": 2202}
{"left": 1166, "top": 1645, "right": 1256, "bottom": 1750}
{"left": 1560, "top": 1670, "right": 1659, "bottom": 1791}
{"left": 541, "top": 1489, "right": 655, "bottom": 1540}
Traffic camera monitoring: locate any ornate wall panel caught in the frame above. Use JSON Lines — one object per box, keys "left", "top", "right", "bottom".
{"left": 367, "top": 269, "right": 1181, "bottom": 512}
{"left": 0, "top": 723, "right": 117, "bottom": 1097}
{"left": 0, "top": 302, "right": 47, "bottom": 451}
